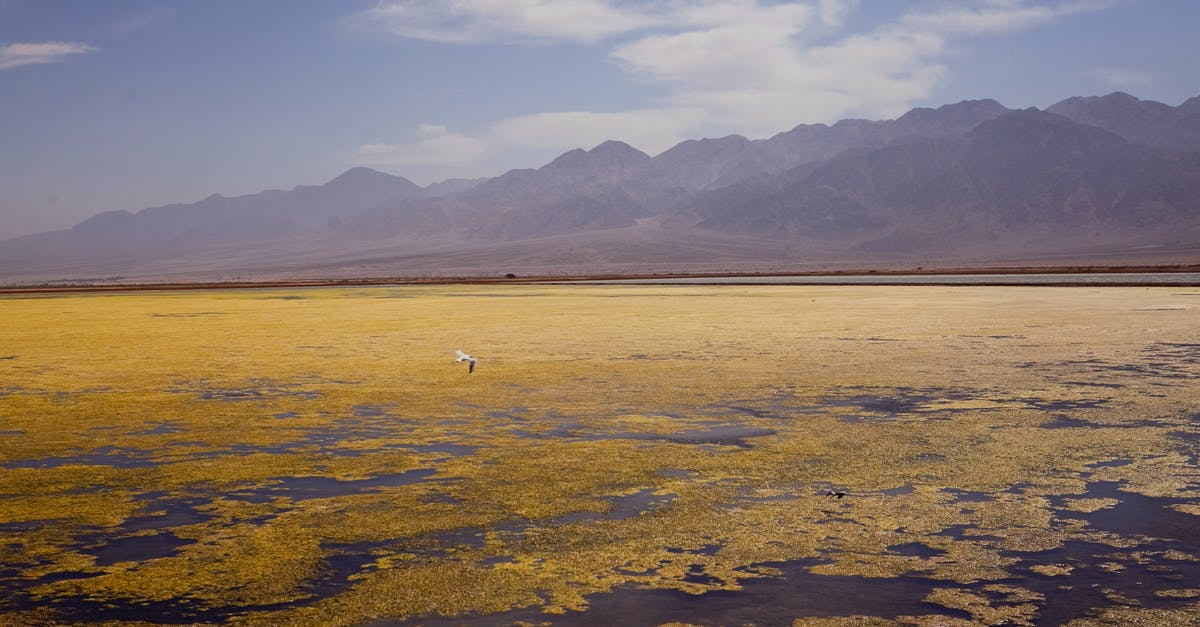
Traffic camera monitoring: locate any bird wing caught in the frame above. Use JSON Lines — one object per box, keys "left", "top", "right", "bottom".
{"left": 455, "top": 349, "right": 468, "bottom": 361}
{"left": 468, "top": 358, "right": 476, "bottom": 373}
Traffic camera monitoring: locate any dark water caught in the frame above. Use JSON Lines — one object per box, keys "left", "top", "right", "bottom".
{"left": 228, "top": 468, "right": 439, "bottom": 502}
{"left": 4, "top": 375, "right": 1197, "bottom": 625}
{"left": 3, "top": 446, "right": 159, "bottom": 469}
{"left": 887, "top": 542, "right": 946, "bottom": 559}
{"left": 1054, "top": 481, "right": 1200, "bottom": 546}
{"left": 121, "top": 494, "right": 218, "bottom": 531}
{"left": 407, "top": 559, "right": 974, "bottom": 626}
{"left": 90, "top": 533, "right": 194, "bottom": 566}
{"left": 552, "top": 488, "right": 676, "bottom": 525}
{"left": 509, "top": 420, "right": 776, "bottom": 450}
{"left": 8, "top": 478, "right": 1198, "bottom": 626}
{"left": 400, "top": 479, "right": 1200, "bottom": 626}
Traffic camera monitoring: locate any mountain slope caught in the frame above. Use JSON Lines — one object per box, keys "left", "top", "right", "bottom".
{"left": 0, "top": 168, "right": 426, "bottom": 262}
{"left": 1047, "top": 92, "right": 1200, "bottom": 152}
{"left": 688, "top": 109, "right": 1200, "bottom": 254}
{"left": 347, "top": 140, "right": 656, "bottom": 241}
{"left": 0, "top": 93, "right": 1197, "bottom": 281}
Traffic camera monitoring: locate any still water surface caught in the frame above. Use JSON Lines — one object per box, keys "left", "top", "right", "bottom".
{"left": 566, "top": 273, "right": 1200, "bottom": 285}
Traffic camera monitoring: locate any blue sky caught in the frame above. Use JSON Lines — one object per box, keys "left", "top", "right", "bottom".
{"left": 1, "top": 0, "right": 1197, "bottom": 238}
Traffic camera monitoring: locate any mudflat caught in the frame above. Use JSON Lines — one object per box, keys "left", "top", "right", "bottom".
{"left": 1, "top": 284, "right": 1197, "bottom": 625}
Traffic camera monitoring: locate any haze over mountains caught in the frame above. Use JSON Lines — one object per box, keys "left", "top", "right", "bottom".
{"left": 2, "top": 92, "right": 1198, "bottom": 282}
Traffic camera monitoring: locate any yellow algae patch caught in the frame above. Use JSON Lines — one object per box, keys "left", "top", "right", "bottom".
{"left": 1062, "top": 497, "right": 1120, "bottom": 513}
{"left": 1028, "top": 563, "right": 1074, "bottom": 576}
{"left": 1156, "top": 589, "right": 1200, "bottom": 599}
{"left": 925, "top": 588, "right": 1038, "bottom": 625}
{"left": 1064, "top": 605, "right": 1200, "bottom": 626}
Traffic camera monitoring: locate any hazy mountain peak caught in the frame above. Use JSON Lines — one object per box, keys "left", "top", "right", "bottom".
{"left": 778, "top": 122, "right": 830, "bottom": 136}
{"left": 1047, "top": 91, "right": 1198, "bottom": 151}
{"left": 899, "top": 98, "right": 1004, "bottom": 117}
{"left": 935, "top": 98, "right": 1008, "bottom": 117}
{"left": 894, "top": 99, "right": 1010, "bottom": 135}
{"left": 336, "top": 166, "right": 380, "bottom": 178}
{"left": 545, "top": 141, "right": 649, "bottom": 172}
{"left": 421, "top": 177, "right": 485, "bottom": 197}
{"left": 589, "top": 139, "right": 649, "bottom": 159}
{"left": 1105, "top": 90, "right": 1140, "bottom": 101}
{"left": 831, "top": 118, "right": 879, "bottom": 130}
{"left": 976, "top": 106, "right": 1068, "bottom": 127}
{"left": 545, "top": 148, "right": 588, "bottom": 168}
{"left": 72, "top": 209, "right": 133, "bottom": 231}
{"left": 1096, "top": 91, "right": 1139, "bottom": 104}
{"left": 327, "top": 166, "right": 407, "bottom": 186}
{"left": 968, "top": 107, "right": 1130, "bottom": 150}
{"left": 661, "top": 134, "right": 749, "bottom": 152}
{"left": 1056, "top": 91, "right": 1176, "bottom": 120}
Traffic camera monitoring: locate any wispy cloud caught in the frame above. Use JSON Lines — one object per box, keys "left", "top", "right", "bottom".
{"left": 899, "top": 0, "right": 1113, "bottom": 34}
{"left": 1082, "top": 66, "right": 1163, "bottom": 89}
{"left": 356, "top": 0, "right": 663, "bottom": 44}
{"left": 114, "top": 5, "right": 176, "bottom": 34}
{"left": 354, "top": 124, "right": 488, "bottom": 165}
{"left": 0, "top": 41, "right": 98, "bottom": 72}
{"left": 354, "top": 1, "right": 1115, "bottom": 170}
{"left": 817, "top": 0, "right": 859, "bottom": 27}
{"left": 353, "top": 108, "right": 704, "bottom": 170}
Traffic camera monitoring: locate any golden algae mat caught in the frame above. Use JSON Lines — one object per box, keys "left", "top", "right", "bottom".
{"left": 1, "top": 284, "right": 1198, "bottom": 626}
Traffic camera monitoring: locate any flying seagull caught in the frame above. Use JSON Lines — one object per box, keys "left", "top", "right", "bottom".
{"left": 455, "top": 349, "right": 477, "bottom": 374}
{"left": 826, "top": 490, "right": 846, "bottom": 499}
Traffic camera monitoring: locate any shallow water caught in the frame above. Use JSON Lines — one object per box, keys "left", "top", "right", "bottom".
{"left": 567, "top": 272, "right": 1200, "bottom": 285}
{"left": 407, "top": 559, "right": 977, "bottom": 626}
{"left": 229, "top": 469, "right": 440, "bottom": 502}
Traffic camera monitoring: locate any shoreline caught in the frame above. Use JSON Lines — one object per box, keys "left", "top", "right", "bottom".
{"left": 2, "top": 264, "right": 1199, "bottom": 294}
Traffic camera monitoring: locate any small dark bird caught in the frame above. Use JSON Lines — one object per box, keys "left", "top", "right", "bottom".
{"left": 826, "top": 490, "right": 846, "bottom": 499}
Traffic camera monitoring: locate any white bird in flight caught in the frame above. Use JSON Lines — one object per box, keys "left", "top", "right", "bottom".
{"left": 455, "top": 349, "right": 477, "bottom": 373}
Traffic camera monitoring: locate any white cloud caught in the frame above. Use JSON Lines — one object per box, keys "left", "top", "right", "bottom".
{"left": 817, "top": 0, "right": 858, "bottom": 27}
{"left": 356, "top": 0, "right": 662, "bottom": 44}
{"left": 0, "top": 41, "right": 97, "bottom": 72}
{"left": 611, "top": 4, "right": 817, "bottom": 90}
{"left": 353, "top": 1, "right": 1116, "bottom": 174}
{"left": 610, "top": 2, "right": 951, "bottom": 131}
{"left": 488, "top": 108, "right": 707, "bottom": 154}
{"left": 352, "top": 124, "right": 487, "bottom": 165}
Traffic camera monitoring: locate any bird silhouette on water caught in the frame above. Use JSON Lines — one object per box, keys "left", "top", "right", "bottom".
{"left": 455, "top": 349, "right": 477, "bottom": 374}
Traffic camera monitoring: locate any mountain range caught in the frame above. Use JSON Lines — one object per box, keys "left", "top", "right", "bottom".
{"left": 2, "top": 91, "right": 1198, "bottom": 282}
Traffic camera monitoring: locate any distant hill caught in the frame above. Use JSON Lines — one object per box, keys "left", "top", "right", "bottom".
{"left": 1047, "top": 91, "right": 1200, "bottom": 152}
{"left": 1, "top": 92, "right": 1197, "bottom": 282}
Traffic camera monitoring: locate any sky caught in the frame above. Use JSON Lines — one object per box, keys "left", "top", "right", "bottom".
{"left": 1, "top": 0, "right": 1197, "bottom": 239}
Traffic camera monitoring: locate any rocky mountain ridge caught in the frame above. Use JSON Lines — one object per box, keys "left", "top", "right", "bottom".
{"left": 1, "top": 92, "right": 1197, "bottom": 281}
